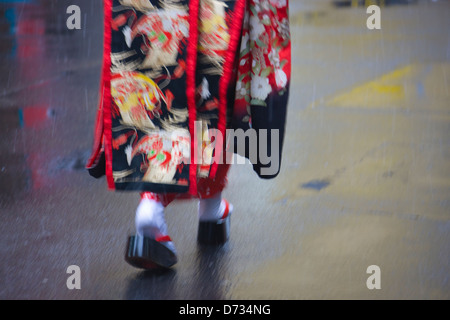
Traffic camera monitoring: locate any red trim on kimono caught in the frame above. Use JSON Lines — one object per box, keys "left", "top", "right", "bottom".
{"left": 210, "top": 0, "right": 246, "bottom": 179}
{"left": 85, "top": 87, "right": 103, "bottom": 169}
{"left": 187, "top": 0, "right": 200, "bottom": 196}
{"left": 102, "top": 0, "right": 114, "bottom": 189}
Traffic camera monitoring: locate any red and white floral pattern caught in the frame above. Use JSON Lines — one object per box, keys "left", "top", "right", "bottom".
{"left": 235, "top": 0, "right": 290, "bottom": 117}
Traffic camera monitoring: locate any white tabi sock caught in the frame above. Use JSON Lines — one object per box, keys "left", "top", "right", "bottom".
{"left": 198, "top": 193, "right": 230, "bottom": 222}
{"left": 135, "top": 198, "right": 176, "bottom": 253}
{"left": 135, "top": 198, "right": 167, "bottom": 238}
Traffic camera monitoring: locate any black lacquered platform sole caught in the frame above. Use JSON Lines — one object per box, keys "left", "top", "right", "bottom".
{"left": 197, "top": 215, "right": 230, "bottom": 245}
{"left": 125, "top": 235, "right": 177, "bottom": 269}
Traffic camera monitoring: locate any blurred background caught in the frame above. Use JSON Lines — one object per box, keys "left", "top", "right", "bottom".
{"left": 0, "top": 0, "right": 449, "bottom": 299}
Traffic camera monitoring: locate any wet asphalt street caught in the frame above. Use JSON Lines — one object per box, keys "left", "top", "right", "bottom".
{"left": 0, "top": 0, "right": 449, "bottom": 300}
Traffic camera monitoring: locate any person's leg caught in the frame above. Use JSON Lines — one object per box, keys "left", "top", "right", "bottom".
{"left": 197, "top": 191, "right": 233, "bottom": 245}
{"left": 196, "top": 163, "right": 233, "bottom": 244}
{"left": 197, "top": 162, "right": 233, "bottom": 245}
{"left": 136, "top": 192, "right": 176, "bottom": 253}
{"left": 124, "top": 192, "right": 178, "bottom": 270}
{"left": 198, "top": 191, "right": 232, "bottom": 222}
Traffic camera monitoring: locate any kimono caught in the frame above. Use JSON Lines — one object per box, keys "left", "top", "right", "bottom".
{"left": 86, "top": 0, "right": 291, "bottom": 201}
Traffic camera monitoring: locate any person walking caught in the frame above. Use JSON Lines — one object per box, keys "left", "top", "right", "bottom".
{"left": 87, "top": 0, "right": 291, "bottom": 269}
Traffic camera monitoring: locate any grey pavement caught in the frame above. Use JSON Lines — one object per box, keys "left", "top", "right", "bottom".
{"left": 0, "top": 0, "right": 449, "bottom": 299}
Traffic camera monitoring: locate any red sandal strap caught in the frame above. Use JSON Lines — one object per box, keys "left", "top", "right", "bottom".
{"left": 155, "top": 235, "right": 172, "bottom": 242}
{"left": 221, "top": 200, "right": 230, "bottom": 220}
